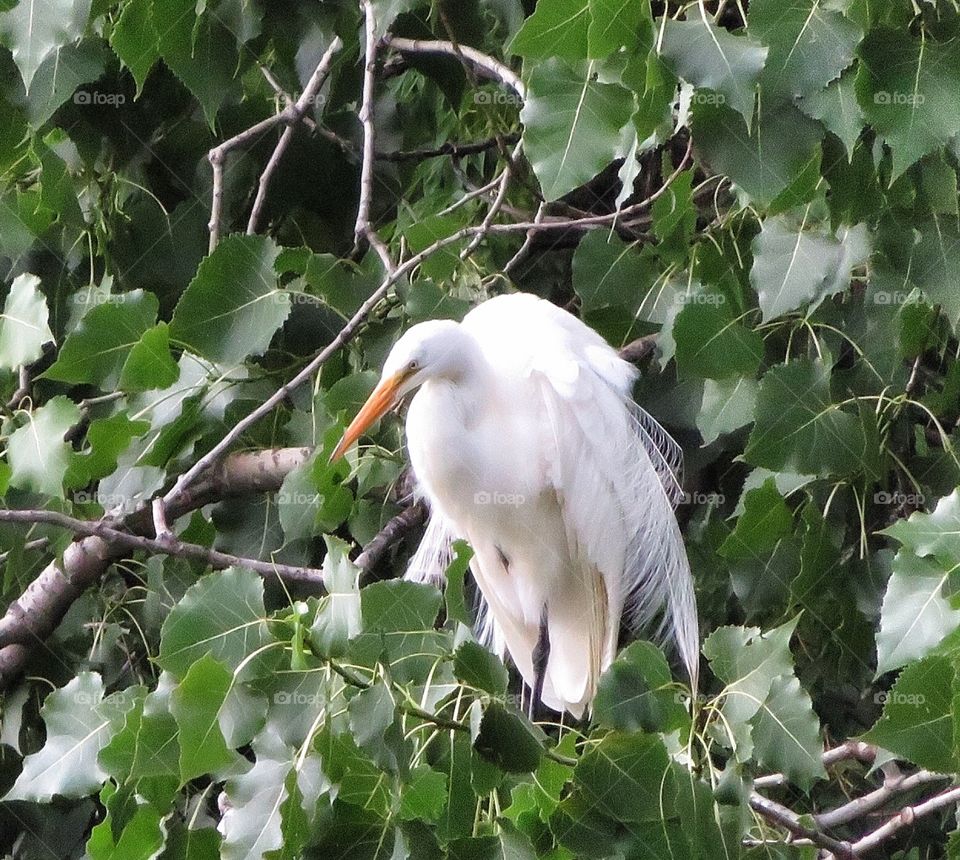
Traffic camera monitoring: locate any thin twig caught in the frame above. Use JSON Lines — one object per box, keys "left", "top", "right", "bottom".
{"left": 502, "top": 201, "right": 546, "bottom": 279}
{"left": 749, "top": 793, "right": 854, "bottom": 858}
{"left": 459, "top": 141, "right": 522, "bottom": 260}
{"left": 754, "top": 741, "right": 878, "bottom": 789}
{"left": 847, "top": 785, "right": 960, "bottom": 855}
{"left": 0, "top": 538, "right": 49, "bottom": 566}
{"left": 815, "top": 770, "right": 949, "bottom": 830}
{"left": 379, "top": 134, "right": 520, "bottom": 162}
{"left": 383, "top": 36, "right": 525, "bottom": 99}
{"left": 354, "top": 0, "right": 380, "bottom": 247}
{"left": 247, "top": 38, "right": 344, "bottom": 236}
{"left": 207, "top": 37, "right": 344, "bottom": 251}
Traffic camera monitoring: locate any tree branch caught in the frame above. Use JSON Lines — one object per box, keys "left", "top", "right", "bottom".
{"left": 383, "top": 36, "right": 525, "bottom": 99}
{"left": 354, "top": 0, "right": 381, "bottom": 248}
{"left": 208, "top": 37, "right": 343, "bottom": 251}
{"left": 354, "top": 501, "right": 428, "bottom": 573}
{"left": 748, "top": 793, "right": 854, "bottom": 858}
{"left": 0, "top": 447, "right": 312, "bottom": 690}
{"left": 848, "top": 785, "right": 960, "bottom": 855}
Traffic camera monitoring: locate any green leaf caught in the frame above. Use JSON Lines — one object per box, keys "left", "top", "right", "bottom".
{"left": 508, "top": 0, "right": 590, "bottom": 60}
{"left": 453, "top": 640, "right": 509, "bottom": 696}
{"left": 87, "top": 793, "right": 164, "bottom": 860}
{"left": 310, "top": 536, "right": 362, "bottom": 658}
{"left": 399, "top": 765, "right": 448, "bottom": 822}
{"left": 672, "top": 289, "right": 763, "bottom": 379}
{"left": 720, "top": 478, "right": 792, "bottom": 561}
{"left": 883, "top": 489, "right": 960, "bottom": 564}
{"left": 169, "top": 655, "right": 239, "bottom": 784}
{"left": 117, "top": 323, "right": 179, "bottom": 392}
{"left": 99, "top": 697, "right": 180, "bottom": 786}
{"left": 659, "top": 13, "right": 767, "bottom": 126}
{"left": 45, "top": 289, "right": 159, "bottom": 387}
{"left": 745, "top": 359, "right": 880, "bottom": 478}
{"left": 5, "top": 673, "right": 133, "bottom": 801}
{"left": 7, "top": 395, "right": 80, "bottom": 497}
{"left": 169, "top": 235, "right": 288, "bottom": 364}
{"left": 474, "top": 703, "right": 543, "bottom": 773}
{"left": 521, "top": 58, "right": 634, "bottom": 201}
{"left": 347, "top": 681, "right": 400, "bottom": 771}
{"left": 152, "top": 0, "right": 237, "bottom": 127}
{"left": 0, "top": 273, "right": 53, "bottom": 370}
{"left": 158, "top": 566, "right": 277, "bottom": 680}
{"left": 571, "top": 231, "right": 658, "bottom": 314}
{"left": 692, "top": 100, "right": 822, "bottom": 209}
{"left": 750, "top": 217, "right": 870, "bottom": 321}
{"left": 573, "top": 731, "right": 671, "bottom": 822}
{"left": 110, "top": 0, "right": 157, "bottom": 96}
{"left": 24, "top": 39, "right": 109, "bottom": 127}
{"left": 361, "top": 579, "right": 442, "bottom": 633}
{"left": 704, "top": 618, "right": 798, "bottom": 759}
{"left": 877, "top": 553, "right": 960, "bottom": 676}
{"left": 880, "top": 216, "right": 960, "bottom": 335}
{"left": 798, "top": 68, "right": 863, "bottom": 158}
{"left": 864, "top": 655, "right": 956, "bottom": 772}
{"left": 0, "top": 0, "right": 91, "bottom": 91}
{"left": 749, "top": 0, "right": 861, "bottom": 102}
{"left": 749, "top": 674, "right": 826, "bottom": 789}
{"left": 220, "top": 729, "right": 293, "bottom": 860}
{"left": 592, "top": 640, "right": 689, "bottom": 733}
{"left": 697, "top": 376, "right": 758, "bottom": 444}
{"left": 856, "top": 28, "right": 960, "bottom": 179}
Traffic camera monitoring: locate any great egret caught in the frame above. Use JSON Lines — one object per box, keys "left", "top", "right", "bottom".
{"left": 332, "top": 293, "right": 698, "bottom": 717}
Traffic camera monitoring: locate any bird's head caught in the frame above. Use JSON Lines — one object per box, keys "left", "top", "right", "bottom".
{"left": 330, "top": 319, "right": 464, "bottom": 461}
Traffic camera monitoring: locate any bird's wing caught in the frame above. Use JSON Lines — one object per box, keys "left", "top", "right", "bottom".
{"left": 464, "top": 294, "right": 699, "bottom": 690}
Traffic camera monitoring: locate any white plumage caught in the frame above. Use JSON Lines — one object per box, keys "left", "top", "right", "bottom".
{"left": 334, "top": 293, "right": 698, "bottom": 717}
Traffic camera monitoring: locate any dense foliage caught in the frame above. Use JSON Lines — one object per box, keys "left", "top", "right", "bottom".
{"left": 2, "top": 0, "right": 960, "bottom": 856}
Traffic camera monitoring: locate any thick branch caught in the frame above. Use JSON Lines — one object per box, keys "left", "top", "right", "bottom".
{"left": 354, "top": 501, "right": 428, "bottom": 573}
{"left": 0, "top": 508, "right": 323, "bottom": 644}
{"left": 0, "top": 447, "right": 311, "bottom": 690}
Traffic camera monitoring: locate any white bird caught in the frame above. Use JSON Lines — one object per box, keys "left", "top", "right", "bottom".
{"left": 332, "top": 293, "right": 698, "bottom": 717}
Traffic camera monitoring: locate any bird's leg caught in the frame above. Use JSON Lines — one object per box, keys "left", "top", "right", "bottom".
{"left": 529, "top": 604, "right": 550, "bottom": 720}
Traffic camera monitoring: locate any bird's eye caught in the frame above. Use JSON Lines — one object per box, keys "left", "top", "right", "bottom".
{"left": 407, "top": 359, "right": 419, "bottom": 372}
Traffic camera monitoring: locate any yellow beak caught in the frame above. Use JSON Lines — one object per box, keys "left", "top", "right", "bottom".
{"left": 329, "top": 371, "right": 406, "bottom": 462}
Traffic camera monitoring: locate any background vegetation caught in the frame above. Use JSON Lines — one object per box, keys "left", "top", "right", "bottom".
{"left": 1, "top": 0, "right": 960, "bottom": 856}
